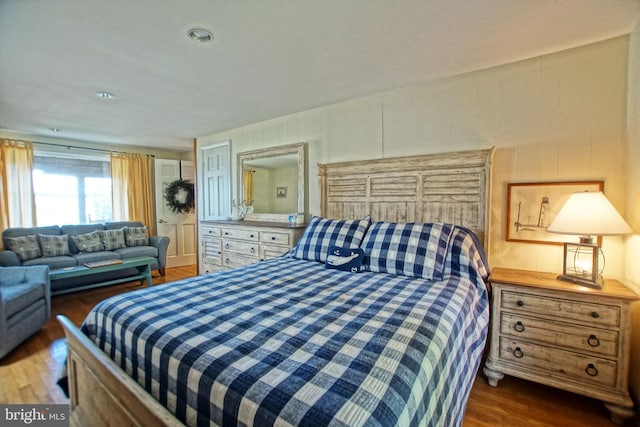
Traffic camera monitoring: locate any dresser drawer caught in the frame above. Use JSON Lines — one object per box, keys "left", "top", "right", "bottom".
{"left": 261, "top": 244, "right": 290, "bottom": 260}
{"left": 500, "top": 313, "right": 618, "bottom": 357}
{"left": 260, "top": 231, "right": 290, "bottom": 246}
{"left": 501, "top": 290, "right": 620, "bottom": 327}
{"left": 499, "top": 337, "right": 617, "bottom": 388}
{"left": 201, "top": 225, "right": 221, "bottom": 237}
{"left": 222, "top": 253, "right": 258, "bottom": 268}
{"left": 202, "top": 238, "right": 222, "bottom": 265}
{"left": 201, "top": 262, "right": 223, "bottom": 274}
{"left": 221, "top": 227, "right": 259, "bottom": 241}
{"left": 223, "top": 239, "right": 259, "bottom": 257}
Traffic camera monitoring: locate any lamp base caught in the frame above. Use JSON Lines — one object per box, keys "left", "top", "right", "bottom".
{"left": 556, "top": 274, "right": 603, "bottom": 289}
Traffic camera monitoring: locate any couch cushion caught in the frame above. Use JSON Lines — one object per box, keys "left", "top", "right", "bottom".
{"left": 114, "top": 246, "right": 158, "bottom": 259}
{"left": 61, "top": 224, "right": 105, "bottom": 253}
{"left": 105, "top": 221, "right": 144, "bottom": 230}
{"left": 5, "top": 235, "right": 42, "bottom": 261}
{"left": 69, "top": 231, "right": 104, "bottom": 253}
{"left": 38, "top": 234, "right": 71, "bottom": 257}
{"left": 3, "top": 226, "right": 61, "bottom": 249}
{"left": 98, "top": 228, "right": 126, "bottom": 250}
{"left": 124, "top": 226, "right": 149, "bottom": 247}
{"left": 73, "top": 252, "right": 122, "bottom": 265}
{"left": 1, "top": 281, "right": 47, "bottom": 319}
{"left": 22, "top": 256, "right": 76, "bottom": 270}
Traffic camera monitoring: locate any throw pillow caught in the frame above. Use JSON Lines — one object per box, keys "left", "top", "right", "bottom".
{"left": 124, "top": 226, "right": 149, "bottom": 247}
{"left": 325, "top": 246, "right": 365, "bottom": 273}
{"left": 361, "top": 222, "right": 455, "bottom": 280}
{"left": 98, "top": 228, "right": 126, "bottom": 250}
{"left": 292, "top": 216, "right": 371, "bottom": 263}
{"left": 5, "top": 235, "right": 41, "bottom": 261}
{"left": 70, "top": 231, "right": 105, "bottom": 253}
{"left": 38, "top": 234, "right": 71, "bottom": 257}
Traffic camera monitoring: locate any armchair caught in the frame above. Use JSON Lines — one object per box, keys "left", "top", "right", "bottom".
{"left": 0, "top": 265, "right": 50, "bottom": 359}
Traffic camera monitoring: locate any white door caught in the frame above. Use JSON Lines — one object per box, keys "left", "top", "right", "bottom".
{"left": 155, "top": 159, "right": 197, "bottom": 267}
{"left": 200, "top": 143, "right": 231, "bottom": 220}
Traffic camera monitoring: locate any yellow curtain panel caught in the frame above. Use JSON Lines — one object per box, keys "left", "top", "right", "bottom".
{"left": 0, "top": 140, "right": 37, "bottom": 237}
{"left": 110, "top": 152, "right": 156, "bottom": 236}
{"left": 243, "top": 170, "right": 254, "bottom": 206}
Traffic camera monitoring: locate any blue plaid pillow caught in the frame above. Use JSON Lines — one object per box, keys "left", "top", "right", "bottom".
{"left": 292, "top": 216, "right": 371, "bottom": 262}
{"left": 361, "top": 222, "right": 454, "bottom": 280}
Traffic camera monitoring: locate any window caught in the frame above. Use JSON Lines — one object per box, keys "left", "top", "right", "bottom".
{"left": 33, "top": 153, "right": 112, "bottom": 226}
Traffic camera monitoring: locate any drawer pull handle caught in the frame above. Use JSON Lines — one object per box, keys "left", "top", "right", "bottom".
{"left": 224, "top": 243, "right": 230, "bottom": 249}
{"left": 587, "top": 335, "right": 600, "bottom": 347}
{"left": 591, "top": 311, "right": 600, "bottom": 319}
{"left": 514, "top": 322, "right": 525, "bottom": 333}
{"left": 516, "top": 300, "right": 524, "bottom": 307}
{"left": 513, "top": 347, "right": 524, "bottom": 359}
{"left": 585, "top": 364, "right": 598, "bottom": 377}
{"left": 271, "top": 236, "right": 277, "bottom": 240}
{"left": 224, "top": 258, "right": 230, "bottom": 264}
{"left": 250, "top": 247, "right": 256, "bottom": 254}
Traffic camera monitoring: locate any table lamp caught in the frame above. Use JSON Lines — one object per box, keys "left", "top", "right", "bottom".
{"left": 546, "top": 191, "right": 632, "bottom": 289}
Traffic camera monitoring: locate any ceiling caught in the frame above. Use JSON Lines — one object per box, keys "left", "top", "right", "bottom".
{"left": 1, "top": 1, "right": 639, "bottom": 152}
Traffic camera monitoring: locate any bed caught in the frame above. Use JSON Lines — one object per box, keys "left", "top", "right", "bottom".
{"left": 58, "top": 147, "right": 494, "bottom": 427}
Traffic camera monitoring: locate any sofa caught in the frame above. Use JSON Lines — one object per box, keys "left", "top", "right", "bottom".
{"left": 0, "top": 265, "right": 50, "bottom": 359}
{"left": 0, "top": 221, "right": 169, "bottom": 294}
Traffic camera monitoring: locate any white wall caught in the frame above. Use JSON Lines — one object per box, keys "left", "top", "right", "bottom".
{"left": 625, "top": 26, "right": 640, "bottom": 406}
{"left": 197, "top": 35, "right": 631, "bottom": 279}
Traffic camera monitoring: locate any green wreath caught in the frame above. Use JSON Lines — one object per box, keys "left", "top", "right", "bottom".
{"left": 164, "top": 179, "right": 195, "bottom": 214}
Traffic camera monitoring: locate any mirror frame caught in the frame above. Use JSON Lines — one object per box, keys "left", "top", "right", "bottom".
{"left": 237, "top": 142, "right": 306, "bottom": 222}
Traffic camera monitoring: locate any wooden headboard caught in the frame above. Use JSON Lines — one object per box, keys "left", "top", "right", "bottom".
{"left": 319, "top": 147, "right": 495, "bottom": 248}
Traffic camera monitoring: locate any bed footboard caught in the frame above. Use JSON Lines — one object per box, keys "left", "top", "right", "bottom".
{"left": 57, "top": 315, "right": 183, "bottom": 427}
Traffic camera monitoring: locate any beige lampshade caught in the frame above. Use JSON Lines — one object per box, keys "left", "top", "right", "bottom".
{"left": 547, "top": 191, "right": 632, "bottom": 236}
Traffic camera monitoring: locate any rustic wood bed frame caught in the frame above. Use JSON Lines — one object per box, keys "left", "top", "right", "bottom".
{"left": 58, "top": 147, "right": 495, "bottom": 427}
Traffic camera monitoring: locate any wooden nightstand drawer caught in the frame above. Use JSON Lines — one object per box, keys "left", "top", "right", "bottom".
{"left": 499, "top": 337, "right": 617, "bottom": 388}
{"left": 501, "top": 290, "right": 620, "bottom": 327}
{"left": 500, "top": 313, "right": 618, "bottom": 357}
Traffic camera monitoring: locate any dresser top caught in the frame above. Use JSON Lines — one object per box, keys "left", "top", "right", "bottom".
{"left": 202, "top": 220, "right": 307, "bottom": 229}
{"left": 490, "top": 267, "right": 639, "bottom": 300}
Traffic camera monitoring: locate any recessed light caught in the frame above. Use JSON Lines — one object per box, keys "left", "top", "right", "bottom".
{"left": 96, "top": 91, "right": 116, "bottom": 100}
{"left": 188, "top": 28, "right": 213, "bottom": 43}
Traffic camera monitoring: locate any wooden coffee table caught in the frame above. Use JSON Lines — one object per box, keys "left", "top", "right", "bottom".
{"left": 49, "top": 256, "right": 155, "bottom": 295}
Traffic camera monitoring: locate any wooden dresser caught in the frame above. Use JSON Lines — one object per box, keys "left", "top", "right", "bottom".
{"left": 199, "top": 220, "right": 306, "bottom": 274}
{"left": 483, "top": 267, "right": 639, "bottom": 425}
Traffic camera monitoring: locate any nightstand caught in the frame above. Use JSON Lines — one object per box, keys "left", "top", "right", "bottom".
{"left": 483, "top": 267, "right": 639, "bottom": 425}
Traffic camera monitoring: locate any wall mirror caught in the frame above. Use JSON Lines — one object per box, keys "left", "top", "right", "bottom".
{"left": 237, "top": 142, "right": 306, "bottom": 222}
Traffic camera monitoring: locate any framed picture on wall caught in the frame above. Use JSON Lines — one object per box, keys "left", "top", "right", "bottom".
{"left": 506, "top": 180, "right": 604, "bottom": 245}
{"left": 276, "top": 186, "right": 287, "bottom": 198}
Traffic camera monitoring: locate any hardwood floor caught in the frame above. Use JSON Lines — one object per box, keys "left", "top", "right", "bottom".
{"left": 0, "top": 264, "right": 631, "bottom": 426}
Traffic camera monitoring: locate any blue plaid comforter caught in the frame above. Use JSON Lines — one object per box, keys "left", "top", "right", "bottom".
{"left": 81, "top": 227, "right": 489, "bottom": 427}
